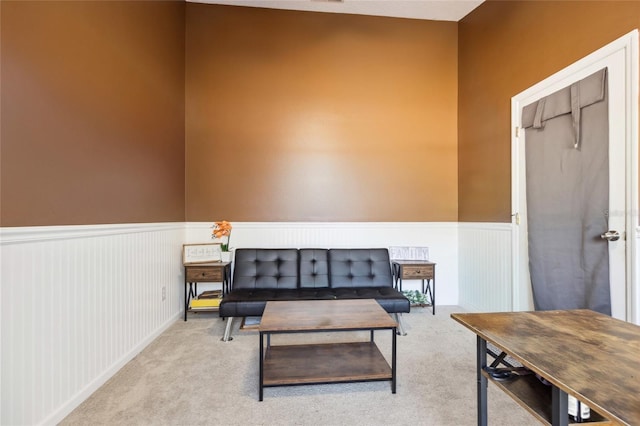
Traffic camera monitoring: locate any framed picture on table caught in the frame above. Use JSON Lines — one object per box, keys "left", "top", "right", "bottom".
{"left": 182, "top": 243, "right": 221, "bottom": 265}
{"left": 389, "top": 246, "right": 429, "bottom": 261}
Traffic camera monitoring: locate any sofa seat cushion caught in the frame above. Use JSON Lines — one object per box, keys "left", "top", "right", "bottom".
{"left": 219, "top": 288, "right": 336, "bottom": 317}
{"left": 219, "top": 287, "right": 410, "bottom": 318}
{"left": 331, "top": 287, "right": 410, "bottom": 313}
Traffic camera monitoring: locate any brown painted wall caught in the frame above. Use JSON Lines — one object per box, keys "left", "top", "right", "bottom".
{"left": 458, "top": 0, "right": 640, "bottom": 222}
{"left": 185, "top": 4, "right": 458, "bottom": 222}
{"left": 9, "top": 1, "right": 627, "bottom": 226}
{"left": 0, "top": 1, "right": 185, "bottom": 227}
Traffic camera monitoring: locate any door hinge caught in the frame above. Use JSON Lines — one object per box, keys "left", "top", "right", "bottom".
{"left": 512, "top": 212, "right": 520, "bottom": 225}
{"left": 515, "top": 126, "right": 520, "bottom": 137}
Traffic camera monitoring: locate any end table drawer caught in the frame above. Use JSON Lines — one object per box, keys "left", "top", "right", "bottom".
{"left": 186, "top": 267, "right": 223, "bottom": 282}
{"left": 402, "top": 265, "right": 434, "bottom": 279}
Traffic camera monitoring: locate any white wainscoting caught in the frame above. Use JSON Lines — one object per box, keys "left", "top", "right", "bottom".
{"left": 186, "top": 222, "right": 460, "bottom": 304}
{"left": 458, "top": 223, "right": 514, "bottom": 313}
{"left": 0, "top": 223, "right": 185, "bottom": 426}
{"left": 0, "top": 221, "right": 515, "bottom": 425}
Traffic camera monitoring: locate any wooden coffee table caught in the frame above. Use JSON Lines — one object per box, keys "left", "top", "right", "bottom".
{"left": 258, "top": 299, "right": 398, "bottom": 401}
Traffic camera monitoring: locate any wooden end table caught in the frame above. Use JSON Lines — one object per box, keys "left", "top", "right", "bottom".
{"left": 183, "top": 262, "right": 231, "bottom": 321}
{"left": 392, "top": 260, "right": 436, "bottom": 314}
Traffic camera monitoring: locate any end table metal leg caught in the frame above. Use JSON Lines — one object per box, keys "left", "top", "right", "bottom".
{"left": 431, "top": 278, "right": 435, "bottom": 315}
{"left": 424, "top": 279, "right": 435, "bottom": 315}
{"left": 184, "top": 282, "right": 188, "bottom": 321}
{"left": 477, "top": 336, "right": 488, "bottom": 426}
{"left": 185, "top": 282, "right": 197, "bottom": 321}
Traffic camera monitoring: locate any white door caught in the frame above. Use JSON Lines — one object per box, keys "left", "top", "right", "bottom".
{"left": 511, "top": 31, "right": 638, "bottom": 321}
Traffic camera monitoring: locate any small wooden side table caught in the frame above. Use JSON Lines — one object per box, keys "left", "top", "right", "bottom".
{"left": 183, "top": 262, "right": 231, "bottom": 321}
{"left": 392, "top": 260, "right": 436, "bottom": 315}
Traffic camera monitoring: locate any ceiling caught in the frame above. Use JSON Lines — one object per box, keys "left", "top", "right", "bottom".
{"left": 190, "top": 0, "right": 485, "bottom": 22}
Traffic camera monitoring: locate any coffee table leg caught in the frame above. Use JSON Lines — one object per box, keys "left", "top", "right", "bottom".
{"left": 391, "top": 327, "right": 397, "bottom": 394}
{"left": 259, "top": 331, "right": 264, "bottom": 401}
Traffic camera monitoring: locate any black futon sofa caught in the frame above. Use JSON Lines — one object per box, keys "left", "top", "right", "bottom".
{"left": 219, "top": 248, "right": 410, "bottom": 341}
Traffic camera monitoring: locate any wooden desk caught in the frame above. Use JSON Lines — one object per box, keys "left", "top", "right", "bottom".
{"left": 451, "top": 310, "right": 640, "bottom": 426}
{"left": 392, "top": 261, "right": 436, "bottom": 314}
{"left": 183, "top": 262, "right": 231, "bottom": 321}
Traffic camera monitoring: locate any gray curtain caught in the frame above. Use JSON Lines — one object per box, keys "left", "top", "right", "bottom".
{"left": 522, "top": 68, "right": 611, "bottom": 315}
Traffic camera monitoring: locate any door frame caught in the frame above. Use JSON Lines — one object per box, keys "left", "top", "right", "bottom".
{"left": 511, "top": 30, "right": 639, "bottom": 323}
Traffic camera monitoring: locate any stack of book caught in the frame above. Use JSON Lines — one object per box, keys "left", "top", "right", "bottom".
{"left": 190, "top": 290, "right": 222, "bottom": 310}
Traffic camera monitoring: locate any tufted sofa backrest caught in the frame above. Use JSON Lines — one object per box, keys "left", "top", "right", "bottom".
{"left": 299, "top": 249, "right": 330, "bottom": 288}
{"left": 231, "top": 248, "right": 394, "bottom": 290}
{"left": 328, "top": 249, "right": 393, "bottom": 288}
{"left": 232, "top": 249, "right": 299, "bottom": 290}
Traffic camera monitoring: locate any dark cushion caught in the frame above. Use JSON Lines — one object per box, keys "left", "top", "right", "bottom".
{"left": 331, "top": 287, "right": 410, "bottom": 313}
{"left": 232, "top": 249, "right": 299, "bottom": 290}
{"left": 328, "top": 249, "right": 393, "bottom": 288}
{"left": 299, "top": 249, "right": 329, "bottom": 288}
{"left": 219, "top": 287, "right": 410, "bottom": 317}
{"left": 219, "top": 288, "right": 337, "bottom": 317}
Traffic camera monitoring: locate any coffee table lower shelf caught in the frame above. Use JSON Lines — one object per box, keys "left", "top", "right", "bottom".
{"left": 263, "top": 341, "right": 392, "bottom": 387}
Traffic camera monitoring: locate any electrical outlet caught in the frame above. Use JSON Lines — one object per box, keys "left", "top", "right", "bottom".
{"left": 162, "top": 286, "right": 166, "bottom": 301}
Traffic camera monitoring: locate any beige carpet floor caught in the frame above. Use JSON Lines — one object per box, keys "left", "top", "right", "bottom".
{"left": 61, "top": 306, "right": 539, "bottom": 426}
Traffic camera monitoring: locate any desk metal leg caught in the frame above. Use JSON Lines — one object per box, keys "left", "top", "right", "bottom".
{"left": 551, "top": 386, "right": 569, "bottom": 426}
{"left": 477, "top": 336, "right": 488, "bottom": 426}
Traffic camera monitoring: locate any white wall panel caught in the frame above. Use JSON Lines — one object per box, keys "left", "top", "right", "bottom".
{"left": 0, "top": 220, "right": 519, "bottom": 425}
{"left": 458, "top": 223, "right": 513, "bottom": 312}
{"left": 0, "top": 223, "right": 184, "bottom": 425}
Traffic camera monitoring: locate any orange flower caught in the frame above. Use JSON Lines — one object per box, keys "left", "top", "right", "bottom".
{"left": 212, "top": 221, "right": 232, "bottom": 250}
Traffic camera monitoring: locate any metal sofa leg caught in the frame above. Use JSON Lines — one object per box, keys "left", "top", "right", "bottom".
{"left": 222, "top": 317, "right": 234, "bottom": 342}
{"left": 394, "top": 313, "right": 408, "bottom": 336}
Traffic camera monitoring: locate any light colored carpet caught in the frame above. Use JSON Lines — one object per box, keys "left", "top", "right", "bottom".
{"left": 61, "top": 306, "right": 539, "bottom": 426}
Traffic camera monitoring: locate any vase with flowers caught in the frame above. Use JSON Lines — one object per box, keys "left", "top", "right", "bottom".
{"left": 212, "top": 220, "right": 233, "bottom": 262}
